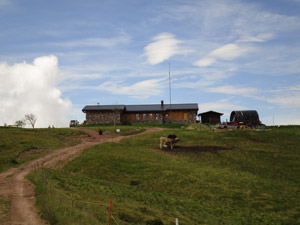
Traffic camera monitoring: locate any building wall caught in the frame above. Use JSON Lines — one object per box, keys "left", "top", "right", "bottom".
{"left": 122, "top": 112, "right": 163, "bottom": 123}
{"left": 85, "top": 110, "right": 198, "bottom": 125}
{"left": 165, "top": 110, "right": 197, "bottom": 123}
{"left": 122, "top": 110, "right": 197, "bottom": 124}
{"left": 86, "top": 111, "right": 122, "bottom": 125}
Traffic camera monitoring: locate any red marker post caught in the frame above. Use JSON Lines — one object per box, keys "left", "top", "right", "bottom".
{"left": 108, "top": 200, "right": 112, "bottom": 225}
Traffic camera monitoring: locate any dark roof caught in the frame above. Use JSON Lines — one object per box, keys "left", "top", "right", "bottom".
{"left": 230, "top": 110, "right": 259, "bottom": 122}
{"left": 125, "top": 104, "right": 163, "bottom": 112}
{"left": 125, "top": 103, "right": 198, "bottom": 112}
{"left": 198, "top": 110, "right": 223, "bottom": 116}
{"left": 165, "top": 103, "right": 199, "bottom": 111}
{"left": 82, "top": 105, "right": 125, "bottom": 111}
{"left": 82, "top": 103, "right": 198, "bottom": 112}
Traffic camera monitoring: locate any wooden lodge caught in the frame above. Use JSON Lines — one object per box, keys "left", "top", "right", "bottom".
{"left": 82, "top": 101, "right": 198, "bottom": 125}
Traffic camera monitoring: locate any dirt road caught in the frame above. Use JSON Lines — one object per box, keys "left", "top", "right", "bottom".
{"left": 0, "top": 128, "right": 162, "bottom": 225}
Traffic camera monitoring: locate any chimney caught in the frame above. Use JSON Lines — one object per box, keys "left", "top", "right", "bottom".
{"left": 161, "top": 100, "right": 164, "bottom": 107}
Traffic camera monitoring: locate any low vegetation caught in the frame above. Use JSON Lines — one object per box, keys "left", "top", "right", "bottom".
{"left": 0, "top": 127, "right": 86, "bottom": 172}
{"left": 78, "top": 124, "right": 145, "bottom": 136}
{"left": 79, "top": 123, "right": 188, "bottom": 136}
{"left": 28, "top": 125, "right": 300, "bottom": 224}
{"left": 0, "top": 196, "right": 9, "bottom": 223}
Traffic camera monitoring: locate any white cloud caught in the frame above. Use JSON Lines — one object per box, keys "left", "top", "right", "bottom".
{"left": 253, "top": 84, "right": 300, "bottom": 108}
{"left": 174, "top": 79, "right": 212, "bottom": 88}
{"left": 68, "top": 104, "right": 86, "bottom": 124}
{"left": 206, "top": 85, "right": 258, "bottom": 96}
{"left": 290, "top": 85, "right": 300, "bottom": 91}
{"left": 263, "top": 114, "right": 300, "bottom": 125}
{"left": 0, "top": 55, "right": 72, "bottom": 127}
{"left": 195, "top": 43, "right": 253, "bottom": 67}
{"left": 59, "top": 72, "right": 103, "bottom": 82}
{"left": 238, "top": 33, "right": 274, "bottom": 43}
{"left": 198, "top": 98, "right": 247, "bottom": 120}
{"left": 195, "top": 57, "right": 216, "bottom": 67}
{"left": 62, "top": 64, "right": 117, "bottom": 74}
{"left": 211, "top": 43, "right": 252, "bottom": 60}
{"left": 161, "top": 0, "right": 300, "bottom": 38}
{"left": 144, "top": 33, "right": 190, "bottom": 64}
{"left": 199, "top": 99, "right": 247, "bottom": 112}
{"left": 261, "top": 95, "right": 300, "bottom": 108}
{"left": 51, "top": 34, "right": 130, "bottom": 48}
{"left": 175, "top": 71, "right": 230, "bottom": 88}
{"left": 97, "top": 77, "right": 166, "bottom": 99}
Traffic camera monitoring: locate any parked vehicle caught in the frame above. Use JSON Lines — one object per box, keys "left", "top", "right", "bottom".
{"left": 69, "top": 120, "right": 79, "bottom": 127}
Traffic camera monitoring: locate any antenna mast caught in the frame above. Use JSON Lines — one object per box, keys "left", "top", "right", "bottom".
{"left": 169, "top": 61, "right": 172, "bottom": 119}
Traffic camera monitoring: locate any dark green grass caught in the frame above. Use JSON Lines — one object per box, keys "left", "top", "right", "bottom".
{"left": 28, "top": 126, "right": 300, "bottom": 225}
{"left": 80, "top": 122, "right": 187, "bottom": 131}
{"left": 0, "top": 127, "right": 86, "bottom": 172}
{"left": 79, "top": 124, "right": 146, "bottom": 136}
{"left": 130, "top": 123, "right": 187, "bottom": 129}
{"left": 0, "top": 196, "right": 9, "bottom": 223}
{"left": 81, "top": 122, "right": 190, "bottom": 136}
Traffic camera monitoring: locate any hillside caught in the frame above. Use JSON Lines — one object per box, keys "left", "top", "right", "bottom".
{"left": 27, "top": 125, "right": 300, "bottom": 225}
{"left": 0, "top": 127, "right": 86, "bottom": 173}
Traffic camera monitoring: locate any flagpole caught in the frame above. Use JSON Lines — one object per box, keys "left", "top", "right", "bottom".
{"left": 169, "top": 61, "right": 172, "bottom": 120}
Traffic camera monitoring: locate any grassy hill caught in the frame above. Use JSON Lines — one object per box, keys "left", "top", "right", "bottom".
{"left": 0, "top": 127, "right": 86, "bottom": 173}
{"left": 27, "top": 125, "right": 300, "bottom": 225}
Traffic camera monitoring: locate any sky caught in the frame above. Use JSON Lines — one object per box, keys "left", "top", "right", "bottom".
{"left": 1, "top": 0, "right": 300, "bottom": 127}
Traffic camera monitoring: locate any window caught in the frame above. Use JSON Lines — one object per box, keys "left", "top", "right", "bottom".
{"left": 149, "top": 113, "right": 153, "bottom": 120}
{"left": 156, "top": 113, "right": 159, "bottom": 120}
{"left": 184, "top": 112, "right": 188, "bottom": 120}
{"left": 136, "top": 114, "right": 139, "bottom": 120}
{"left": 143, "top": 113, "right": 146, "bottom": 120}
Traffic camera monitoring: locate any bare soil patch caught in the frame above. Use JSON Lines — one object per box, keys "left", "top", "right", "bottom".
{"left": 162, "top": 145, "right": 233, "bottom": 154}
{"left": 16, "top": 148, "right": 47, "bottom": 160}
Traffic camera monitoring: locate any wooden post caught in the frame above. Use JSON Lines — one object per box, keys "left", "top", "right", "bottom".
{"left": 42, "top": 168, "right": 47, "bottom": 193}
{"left": 50, "top": 184, "right": 54, "bottom": 205}
{"left": 70, "top": 194, "right": 73, "bottom": 219}
{"left": 108, "top": 200, "right": 112, "bottom": 225}
{"left": 175, "top": 218, "right": 179, "bottom": 225}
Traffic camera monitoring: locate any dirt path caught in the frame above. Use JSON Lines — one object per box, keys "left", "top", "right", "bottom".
{"left": 0, "top": 128, "right": 163, "bottom": 225}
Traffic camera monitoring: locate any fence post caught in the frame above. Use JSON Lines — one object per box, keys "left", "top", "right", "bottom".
{"left": 70, "top": 194, "right": 73, "bottom": 219}
{"left": 108, "top": 200, "right": 112, "bottom": 225}
{"left": 50, "top": 184, "right": 54, "bottom": 205}
{"left": 42, "top": 167, "right": 47, "bottom": 193}
{"left": 175, "top": 218, "right": 179, "bottom": 225}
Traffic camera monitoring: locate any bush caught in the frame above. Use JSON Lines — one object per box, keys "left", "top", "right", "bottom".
{"left": 146, "top": 219, "right": 164, "bottom": 225}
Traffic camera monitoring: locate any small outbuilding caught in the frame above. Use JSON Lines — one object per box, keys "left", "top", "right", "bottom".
{"left": 198, "top": 110, "right": 223, "bottom": 124}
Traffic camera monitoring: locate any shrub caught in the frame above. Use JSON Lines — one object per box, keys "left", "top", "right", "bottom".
{"left": 146, "top": 219, "right": 164, "bottom": 225}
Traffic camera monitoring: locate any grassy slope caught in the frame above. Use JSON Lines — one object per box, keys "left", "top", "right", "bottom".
{"left": 0, "top": 127, "right": 86, "bottom": 173}
{"left": 79, "top": 123, "right": 188, "bottom": 136}
{"left": 80, "top": 124, "right": 146, "bottom": 136}
{"left": 28, "top": 126, "right": 300, "bottom": 225}
{"left": 0, "top": 127, "right": 87, "bottom": 223}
